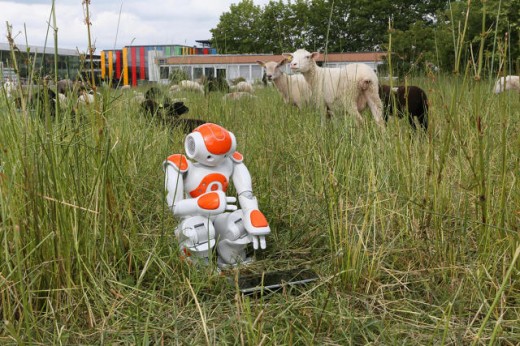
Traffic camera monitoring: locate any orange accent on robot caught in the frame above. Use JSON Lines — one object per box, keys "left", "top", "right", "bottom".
{"left": 194, "top": 123, "right": 233, "bottom": 155}
{"left": 250, "top": 210, "right": 268, "bottom": 227}
{"left": 189, "top": 173, "right": 229, "bottom": 198}
{"left": 197, "top": 192, "right": 221, "bottom": 210}
{"left": 232, "top": 151, "right": 243, "bottom": 161}
{"left": 167, "top": 154, "right": 189, "bottom": 171}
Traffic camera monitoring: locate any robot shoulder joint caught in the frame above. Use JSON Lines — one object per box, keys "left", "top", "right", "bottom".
{"left": 231, "top": 151, "right": 244, "bottom": 163}
{"left": 164, "top": 154, "right": 190, "bottom": 173}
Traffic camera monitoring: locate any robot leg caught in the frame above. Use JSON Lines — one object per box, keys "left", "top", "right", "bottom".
{"left": 213, "top": 210, "right": 252, "bottom": 266}
{"left": 175, "top": 216, "right": 216, "bottom": 261}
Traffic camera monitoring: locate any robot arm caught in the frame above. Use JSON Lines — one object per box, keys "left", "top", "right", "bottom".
{"left": 164, "top": 155, "right": 237, "bottom": 218}
{"left": 232, "top": 154, "right": 270, "bottom": 249}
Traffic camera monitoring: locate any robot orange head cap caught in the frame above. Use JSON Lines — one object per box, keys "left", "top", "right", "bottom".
{"left": 185, "top": 123, "right": 237, "bottom": 165}
{"left": 194, "top": 123, "right": 234, "bottom": 155}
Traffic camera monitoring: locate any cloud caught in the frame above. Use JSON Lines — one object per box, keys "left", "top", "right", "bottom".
{"left": 1, "top": 0, "right": 272, "bottom": 52}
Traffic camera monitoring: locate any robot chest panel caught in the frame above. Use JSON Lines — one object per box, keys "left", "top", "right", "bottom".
{"left": 185, "top": 165, "right": 233, "bottom": 198}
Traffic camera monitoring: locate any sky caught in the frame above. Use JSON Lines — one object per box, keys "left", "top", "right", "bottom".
{"left": 1, "top": 0, "right": 272, "bottom": 52}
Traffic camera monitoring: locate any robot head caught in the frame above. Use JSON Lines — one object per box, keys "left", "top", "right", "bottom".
{"left": 185, "top": 123, "right": 237, "bottom": 166}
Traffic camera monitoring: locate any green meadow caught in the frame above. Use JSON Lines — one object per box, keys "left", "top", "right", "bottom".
{"left": 1, "top": 70, "right": 519, "bottom": 344}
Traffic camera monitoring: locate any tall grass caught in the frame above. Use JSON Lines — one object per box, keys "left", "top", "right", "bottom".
{"left": 1, "top": 8, "right": 520, "bottom": 346}
{"left": 1, "top": 74, "right": 518, "bottom": 344}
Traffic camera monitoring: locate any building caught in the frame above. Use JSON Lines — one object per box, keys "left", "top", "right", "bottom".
{"left": 100, "top": 44, "right": 218, "bottom": 87}
{"left": 0, "top": 42, "right": 99, "bottom": 83}
{"left": 155, "top": 52, "right": 386, "bottom": 85}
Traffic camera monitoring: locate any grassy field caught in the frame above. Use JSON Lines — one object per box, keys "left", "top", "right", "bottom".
{"left": 0, "top": 73, "right": 519, "bottom": 345}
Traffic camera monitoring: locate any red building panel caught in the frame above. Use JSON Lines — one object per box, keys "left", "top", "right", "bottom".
{"left": 131, "top": 47, "right": 137, "bottom": 86}
{"left": 140, "top": 47, "right": 145, "bottom": 80}
{"left": 115, "top": 50, "right": 121, "bottom": 79}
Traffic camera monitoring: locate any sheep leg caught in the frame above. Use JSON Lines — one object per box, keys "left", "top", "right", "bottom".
{"left": 366, "top": 92, "right": 385, "bottom": 128}
{"left": 417, "top": 113, "right": 428, "bottom": 131}
{"left": 347, "top": 100, "right": 365, "bottom": 125}
{"left": 407, "top": 114, "right": 418, "bottom": 131}
{"left": 319, "top": 105, "right": 334, "bottom": 126}
{"left": 326, "top": 105, "right": 334, "bottom": 119}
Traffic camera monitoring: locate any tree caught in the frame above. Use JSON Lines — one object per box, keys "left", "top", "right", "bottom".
{"left": 209, "top": 0, "right": 516, "bottom": 75}
{"left": 210, "top": 0, "right": 263, "bottom": 54}
{"left": 256, "top": 0, "right": 297, "bottom": 54}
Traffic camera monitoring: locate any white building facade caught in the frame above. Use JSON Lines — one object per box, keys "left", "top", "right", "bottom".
{"left": 154, "top": 52, "right": 386, "bottom": 84}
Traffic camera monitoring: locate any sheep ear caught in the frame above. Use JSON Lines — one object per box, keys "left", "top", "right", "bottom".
{"left": 278, "top": 58, "right": 289, "bottom": 66}
{"left": 310, "top": 52, "right": 320, "bottom": 60}
{"left": 256, "top": 60, "right": 265, "bottom": 67}
{"left": 282, "top": 53, "right": 293, "bottom": 62}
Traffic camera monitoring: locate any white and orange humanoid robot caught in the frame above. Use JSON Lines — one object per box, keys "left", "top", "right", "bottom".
{"left": 163, "top": 123, "right": 270, "bottom": 267}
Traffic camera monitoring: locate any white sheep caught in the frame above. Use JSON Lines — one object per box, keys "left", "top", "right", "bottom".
{"left": 178, "top": 80, "right": 205, "bottom": 94}
{"left": 284, "top": 49, "right": 384, "bottom": 127}
{"left": 494, "top": 75, "right": 520, "bottom": 94}
{"left": 230, "top": 81, "right": 254, "bottom": 93}
{"left": 257, "top": 58, "right": 311, "bottom": 109}
{"left": 222, "top": 91, "right": 257, "bottom": 101}
{"left": 54, "top": 92, "right": 69, "bottom": 110}
{"left": 133, "top": 91, "right": 146, "bottom": 104}
{"left": 3, "top": 77, "right": 16, "bottom": 98}
{"left": 77, "top": 89, "right": 102, "bottom": 108}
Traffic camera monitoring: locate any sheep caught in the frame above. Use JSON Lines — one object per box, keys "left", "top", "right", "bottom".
{"left": 257, "top": 59, "right": 311, "bottom": 109}
{"left": 140, "top": 86, "right": 205, "bottom": 133}
{"left": 494, "top": 75, "right": 520, "bottom": 94}
{"left": 55, "top": 92, "right": 69, "bottom": 110}
{"left": 141, "top": 99, "right": 190, "bottom": 118}
{"left": 178, "top": 80, "right": 205, "bottom": 94}
{"left": 283, "top": 49, "right": 384, "bottom": 127}
{"left": 379, "top": 85, "right": 429, "bottom": 131}
{"left": 142, "top": 86, "right": 189, "bottom": 118}
{"left": 230, "top": 81, "right": 254, "bottom": 93}
{"left": 3, "top": 77, "right": 16, "bottom": 98}
{"left": 133, "top": 91, "right": 146, "bottom": 104}
{"left": 222, "top": 91, "right": 257, "bottom": 101}
{"left": 56, "top": 79, "right": 74, "bottom": 94}
{"left": 77, "top": 90, "right": 96, "bottom": 105}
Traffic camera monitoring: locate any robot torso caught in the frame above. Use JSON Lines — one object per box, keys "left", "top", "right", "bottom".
{"left": 183, "top": 158, "right": 234, "bottom": 199}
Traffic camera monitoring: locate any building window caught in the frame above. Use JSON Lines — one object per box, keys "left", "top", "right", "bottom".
{"left": 160, "top": 66, "right": 169, "bottom": 79}
{"left": 239, "top": 65, "right": 250, "bottom": 80}
{"left": 251, "top": 65, "right": 262, "bottom": 81}
{"left": 228, "top": 65, "right": 240, "bottom": 80}
{"left": 204, "top": 67, "right": 215, "bottom": 78}
{"left": 193, "top": 67, "right": 203, "bottom": 80}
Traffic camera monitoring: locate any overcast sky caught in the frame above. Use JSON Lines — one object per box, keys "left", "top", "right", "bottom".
{"left": 1, "top": 0, "right": 272, "bottom": 52}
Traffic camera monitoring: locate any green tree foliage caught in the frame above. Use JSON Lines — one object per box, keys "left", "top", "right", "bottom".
{"left": 210, "top": 0, "right": 263, "bottom": 54}
{"left": 210, "top": 0, "right": 518, "bottom": 74}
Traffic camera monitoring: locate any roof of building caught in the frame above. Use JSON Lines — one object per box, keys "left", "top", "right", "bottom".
{"left": 0, "top": 42, "right": 80, "bottom": 56}
{"left": 161, "top": 52, "right": 386, "bottom": 65}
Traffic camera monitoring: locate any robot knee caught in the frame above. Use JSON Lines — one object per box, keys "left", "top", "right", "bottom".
{"left": 175, "top": 216, "right": 216, "bottom": 259}
{"left": 213, "top": 210, "right": 252, "bottom": 266}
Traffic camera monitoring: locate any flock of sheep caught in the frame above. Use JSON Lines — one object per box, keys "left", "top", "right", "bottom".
{"left": 259, "top": 49, "right": 430, "bottom": 130}
{"left": 3, "top": 77, "right": 100, "bottom": 118}
{"left": 3, "top": 48, "right": 519, "bottom": 132}
{"left": 258, "top": 49, "right": 519, "bottom": 131}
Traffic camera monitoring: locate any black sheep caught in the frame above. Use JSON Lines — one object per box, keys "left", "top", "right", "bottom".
{"left": 15, "top": 86, "right": 58, "bottom": 118}
{"left": 379, "top": 85, "right": 429, "bottom": 131}
{"left": 141, "top": 99, "right": 190, "bottom": 119}
{"left": 140, "top": 86, "right": 206, "bottom": 132}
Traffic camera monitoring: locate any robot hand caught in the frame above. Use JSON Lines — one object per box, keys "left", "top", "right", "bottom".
{"left": 242, "top": 209, "right": 270, "bottom": 250}
{"left": 195, "top": 190, "right": 238, "bottom": 216}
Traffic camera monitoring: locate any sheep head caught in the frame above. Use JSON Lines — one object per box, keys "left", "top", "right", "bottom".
{"left": 283, "top": 49, "right": 319, "bottom": 73}
{"left": 257, "top": 59, "right": 289, "bottom": 81}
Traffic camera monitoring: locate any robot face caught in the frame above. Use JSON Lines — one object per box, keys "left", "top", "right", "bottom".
{"left": 185, "top": 123, "right": 237, "bottom": 166}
